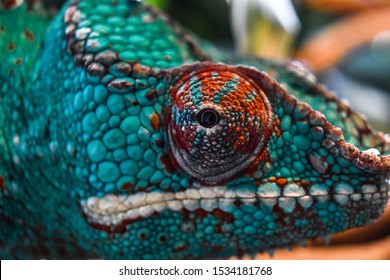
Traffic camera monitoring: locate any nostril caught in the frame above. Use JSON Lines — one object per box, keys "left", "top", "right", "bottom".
{"left": 196, "top": 108, "right": 220, "bottom": 128}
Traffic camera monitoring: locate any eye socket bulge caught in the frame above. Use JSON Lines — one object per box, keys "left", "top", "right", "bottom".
{"left": 167, "top": 66, "right": 274, "bottom": 184}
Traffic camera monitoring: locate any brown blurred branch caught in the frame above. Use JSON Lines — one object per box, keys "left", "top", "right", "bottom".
{"left": 252, "top": 236, "right": 390, "bottom": 260}
{"left": 248, "top": 203, "right": 390, "bottom": 260}
{"left": 330, "top": 203, "right": 390, "bottom": 245}
{"left": 303, "top": 0, "right": 390, "bottom": 13}
{"left": 295, "top": 7, "right": 390, "bottom": 72}
{"left": 230, "top": 203, "right": 390, "bottom": 260}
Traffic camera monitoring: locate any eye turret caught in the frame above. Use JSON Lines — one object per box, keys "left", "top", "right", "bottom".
{"left": 167, "top": 65, "right": 273, "bottom": 184}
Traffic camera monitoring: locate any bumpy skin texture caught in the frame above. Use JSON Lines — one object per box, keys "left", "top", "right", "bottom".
{"left": 0, "top": 0, "right": 389, "bottom": 259}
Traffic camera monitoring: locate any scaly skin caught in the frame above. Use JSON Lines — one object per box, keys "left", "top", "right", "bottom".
{"left": 0, "top": 0, "right": 389, "bottom": 259}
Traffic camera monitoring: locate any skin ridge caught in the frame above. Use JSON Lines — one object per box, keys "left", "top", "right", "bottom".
{"left": 236, "top": 65, "right": 390, "bottom": 173}
{"left": 64, "top": 0, "right": 211, "bottom": 69}
{"left": 228, "top": 57, "right": 390, "bottom": 153}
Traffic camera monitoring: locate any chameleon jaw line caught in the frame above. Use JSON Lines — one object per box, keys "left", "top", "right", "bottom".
{"left": 81, "top": 180, "right": 389, "bottom": 228}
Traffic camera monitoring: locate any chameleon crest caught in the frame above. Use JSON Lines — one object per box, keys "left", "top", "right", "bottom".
{"left": 0, "top": 0, "right": 389, "bottom": 259}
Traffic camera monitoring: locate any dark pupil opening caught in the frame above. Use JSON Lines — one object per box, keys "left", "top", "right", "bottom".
{"left": 196, "top": 109, "right": 220, "bottom": 128}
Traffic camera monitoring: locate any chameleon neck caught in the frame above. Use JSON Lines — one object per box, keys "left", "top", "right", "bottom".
{"left": 0, "top": 3, "right": 51, "bottom": 159}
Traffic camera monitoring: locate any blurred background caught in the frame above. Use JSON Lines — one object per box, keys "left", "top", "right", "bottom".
{"left": 145, "top": 0, "right": 390, "bottom": 134}
{"left": 143, "top": 0, "right": 390, "bottom": 259}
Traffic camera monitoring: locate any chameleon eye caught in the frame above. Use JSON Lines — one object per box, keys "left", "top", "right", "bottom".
{"left": 196, "top": 108, "right": 220, "bottom": 128}
{"left": 167, "top": 65, "right": 274, "bottom": 184}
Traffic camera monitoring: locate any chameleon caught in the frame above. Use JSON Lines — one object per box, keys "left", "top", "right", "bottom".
{"left": 0, "top": 0, "right": 389, "bottom": 259}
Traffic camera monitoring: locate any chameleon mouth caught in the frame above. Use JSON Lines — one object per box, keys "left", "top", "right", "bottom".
{"left": 81, "top": 180, "right": 389, "bottom": 228}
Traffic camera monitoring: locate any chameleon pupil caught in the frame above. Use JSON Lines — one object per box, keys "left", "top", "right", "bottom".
{"left": 197, "top": 109, "right": 220, "bottom": 128}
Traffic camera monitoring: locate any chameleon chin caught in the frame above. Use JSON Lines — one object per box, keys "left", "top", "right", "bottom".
{"left": 0, "top": 0, "right": 389, "bottom": 259}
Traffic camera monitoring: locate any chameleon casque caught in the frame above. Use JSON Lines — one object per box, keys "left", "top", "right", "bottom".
{"left": 0, "top": 0, "right": 390, "bottom": 259}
